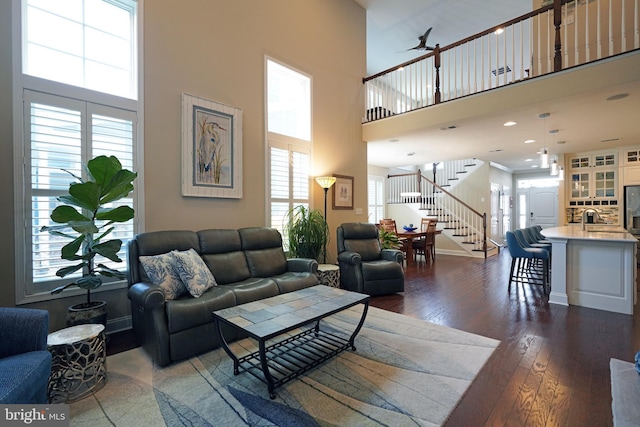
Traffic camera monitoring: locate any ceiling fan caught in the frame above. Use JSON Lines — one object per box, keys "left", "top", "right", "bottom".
{"left": 406, "top": 27, "right": 435, "bottom": 51}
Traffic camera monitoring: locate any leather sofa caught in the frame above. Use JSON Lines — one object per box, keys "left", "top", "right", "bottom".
{"left": 0, "top": 308, "right": 52, "bottom": 404}
{"left": 337, "top": 222, "right": 405, "bottom": 296}
{"left": 127, "top": 227, "right": 318, "bottom": 366}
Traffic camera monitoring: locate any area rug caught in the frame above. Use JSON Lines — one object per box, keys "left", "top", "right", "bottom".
{"left": 70, "top": 306, "right": 500, "bottom": 427}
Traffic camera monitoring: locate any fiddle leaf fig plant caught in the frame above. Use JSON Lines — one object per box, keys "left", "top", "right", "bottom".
{"left": 41, "top": 155, "right": 137, "bottom": 304}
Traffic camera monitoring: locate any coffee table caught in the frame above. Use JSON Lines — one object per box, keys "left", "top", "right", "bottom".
{"left": 213, "top": 285, "right": 370, "bottom": 399}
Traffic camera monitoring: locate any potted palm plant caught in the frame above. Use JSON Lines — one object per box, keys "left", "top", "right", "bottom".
{"left": 41, "top": 155, "right": 137, "bottom": 326}
{"left": 283, "top": 205, "right": 329, "bottom": 262}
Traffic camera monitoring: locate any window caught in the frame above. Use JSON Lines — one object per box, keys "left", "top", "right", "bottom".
{"left": 23, "top": 0, "right": 138, "bottom": 99}
{"left": 15, "top": 0, "right": 141, "bottom": 303}
{"left": 266, "top": 58, "right": 312, "bottom": 241}
{"left": 368, "top": 175, "right": 385, "bottom": 224}
{"left": 267, "top": 60, "right": 311, "bottom": 141}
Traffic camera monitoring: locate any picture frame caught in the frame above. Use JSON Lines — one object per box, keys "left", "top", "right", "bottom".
{"left": 332, "top": 174, "right": 354, "bottom": 210}
{"left": 181, "top": 93, "right": 243, "bottom": 198}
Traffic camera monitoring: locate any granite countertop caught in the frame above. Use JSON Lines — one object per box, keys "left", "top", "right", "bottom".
{"left": 542, "top": 225, "right": 637, "bottom": 242}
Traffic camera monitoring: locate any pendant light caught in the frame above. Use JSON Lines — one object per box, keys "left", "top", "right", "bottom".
{"left": 549, "top": 129, "right": 559, "bottom": 176}
{"left": 538, "top": 113, "right": 550, "bottom": 169}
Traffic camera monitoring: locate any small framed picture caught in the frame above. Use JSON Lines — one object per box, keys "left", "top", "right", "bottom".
{"left": 332, "top": 174, "right": 354, "bottom": 210}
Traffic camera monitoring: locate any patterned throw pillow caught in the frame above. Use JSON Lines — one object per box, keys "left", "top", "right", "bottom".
{"left": 170, "top": 248, "right": 217, "bottom": 297}
{"left": 139, "top": 253, "right": 188, "bottom": 300}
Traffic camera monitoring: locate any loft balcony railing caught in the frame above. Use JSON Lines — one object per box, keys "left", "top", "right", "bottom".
{"left": 363, "top": 0, "right": 640, "bottom": 122}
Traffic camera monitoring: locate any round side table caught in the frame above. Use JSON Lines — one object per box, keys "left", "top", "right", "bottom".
{"left": 47, "top": 324, "right": 107, "bottom": 403}
{"left": 316, "top": 264, "right": 340, "bottom": 288}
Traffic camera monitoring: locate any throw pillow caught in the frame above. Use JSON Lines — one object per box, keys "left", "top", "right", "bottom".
{"left": 170, "top": 248, "right": 217, "bottom": 297}
{"left": 139, "top": 253, "right": 188, "bottom": 300}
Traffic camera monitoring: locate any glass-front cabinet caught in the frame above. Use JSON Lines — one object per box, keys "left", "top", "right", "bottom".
{"left": 570, "top": 171, "right": 590, "bottom": 198}
{"left": 568, "top": 151, "right": 617, "bottom": 203}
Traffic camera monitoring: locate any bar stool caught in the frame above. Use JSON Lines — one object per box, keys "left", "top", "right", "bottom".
{"left": 506, "top": 231, "right": 550, "bottom": 295}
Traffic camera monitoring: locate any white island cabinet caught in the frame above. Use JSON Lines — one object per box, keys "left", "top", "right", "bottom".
{"left": 541, "top": 226, "right": 637, "bottom": 314}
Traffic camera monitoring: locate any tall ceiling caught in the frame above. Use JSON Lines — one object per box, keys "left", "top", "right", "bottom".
{"left": 356, "top": 0, "right": 640, "bottom": 172}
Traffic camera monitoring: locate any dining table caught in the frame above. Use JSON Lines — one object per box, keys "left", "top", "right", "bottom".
{"left": 396, "top": 229, "right": 442, "bottom": 266}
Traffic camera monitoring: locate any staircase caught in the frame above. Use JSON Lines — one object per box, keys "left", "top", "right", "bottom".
{"left": 387, "top": 159, "right": 498, "bottom": 258}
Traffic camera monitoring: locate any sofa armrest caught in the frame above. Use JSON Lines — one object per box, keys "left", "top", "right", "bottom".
{"left": 337, "top": 251, "right": 361, "bottom": 266}
{"left": 286, "top": 258, "right": 318, "bottom": 273}
{"left": 381, "top": 249, "right": 404, "bottom": 264}
{"left": 128, "top": 282, "right": 166, "bottom": 310}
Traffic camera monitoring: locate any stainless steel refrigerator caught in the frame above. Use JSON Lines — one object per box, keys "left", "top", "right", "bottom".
{"left": 624, "top": 185, "right": 640, "bottom": 235}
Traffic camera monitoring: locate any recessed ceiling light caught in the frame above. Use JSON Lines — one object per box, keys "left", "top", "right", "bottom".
{"left": 606, "top": 93, "right": 628, "bottom": 101}
{"left": 503, "top": 121, "right": 517, "bottom": 127}
{"left": 488, "top": 148, "right": 503, "bottom": 152}
{"left": 389, "top": 138, "right": 399, "bottom": 142}
{"left": 525, "top": 158, "right": 533, "bottom": 162}
{"left": 406, "top": 152, "right": 415, "bottom": 156}
{"left": 494, "top": 28, "right": 504, "bottom": 35}
{"left": 601, "top": 137, "right": 620, "bottom": 143}
{"left": 524, "top": 139, "right": 535, "bottom": 144}
{"left": 557, "top": 140, "right": 566, "bottom": 145}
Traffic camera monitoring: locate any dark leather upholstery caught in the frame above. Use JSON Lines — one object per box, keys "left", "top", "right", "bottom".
{"left": 336, "top": 223, "right": 404, "bottom": 296}
{"left": 127, "top": 226, "right": 318, "bottom": 366}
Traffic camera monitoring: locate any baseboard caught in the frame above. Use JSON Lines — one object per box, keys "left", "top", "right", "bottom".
{"left": 106, "top": 315, "right": 132, "bottom": 334}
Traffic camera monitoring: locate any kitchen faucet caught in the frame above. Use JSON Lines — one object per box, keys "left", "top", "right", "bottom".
{"left": 582, "top": 208, "right": 602, "bottom": 230}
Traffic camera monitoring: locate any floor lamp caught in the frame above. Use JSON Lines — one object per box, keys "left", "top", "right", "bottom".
{"left": 315, "top": 176, "right": 336, "bottom": 264}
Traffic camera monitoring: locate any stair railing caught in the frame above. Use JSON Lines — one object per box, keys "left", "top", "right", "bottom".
{"left": 388, "top": 169, "right": 489, "bottom": 257}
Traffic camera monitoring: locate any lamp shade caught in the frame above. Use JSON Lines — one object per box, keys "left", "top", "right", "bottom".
{"left": 558, "top": 167, "right": 565, "bottom": 181}
{"left": 550, "top": 158, "right": 558, "bottom": 176}
{"left": 540, "top": 149, "right": 549, "bottom": 169}
{"left": 315, "top": 176, "right": 336, "bottom": 189}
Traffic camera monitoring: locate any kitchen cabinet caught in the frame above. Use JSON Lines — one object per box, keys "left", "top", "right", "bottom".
{"left": 568, "top": 152, "right": 618, "bottom": 203}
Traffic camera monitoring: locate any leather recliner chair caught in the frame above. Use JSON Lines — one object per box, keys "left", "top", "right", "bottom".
{"left": 336, "top": 222, "right": 405, "bottom": 296}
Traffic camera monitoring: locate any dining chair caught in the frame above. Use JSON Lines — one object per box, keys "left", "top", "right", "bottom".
{"left": 380, "top": 219, "right": 416, "bottom": 262}
{"left": 414, "top": 218, "right": 437, "bottom": 263}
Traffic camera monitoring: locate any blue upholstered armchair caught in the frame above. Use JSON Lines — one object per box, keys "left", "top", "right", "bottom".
{"left": 0, "top": 308, "right": 52, "bottom": 404}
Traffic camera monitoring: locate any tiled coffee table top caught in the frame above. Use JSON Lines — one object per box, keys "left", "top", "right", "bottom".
{"left": 213, "top": 285, "right": 369, "bottom": 339}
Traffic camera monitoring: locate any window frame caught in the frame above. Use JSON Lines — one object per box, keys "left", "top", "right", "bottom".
{"left": 265, "top": 56, "right": 313, "bottom": 235}
{"left": 368, "top": 175, "right": 386, "bottom": 224}
{"left": 12, "top": 0, "right": 145, "bottom": 305}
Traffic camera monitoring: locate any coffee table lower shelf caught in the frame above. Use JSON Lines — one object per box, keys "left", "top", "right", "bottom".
{"left": 234, "top": 326, "right": 356, "bottom": 398}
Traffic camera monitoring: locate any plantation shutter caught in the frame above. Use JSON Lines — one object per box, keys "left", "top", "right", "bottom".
{"left": 25, "top": 90, "right": 136, "bottom": 295}
{"left": 368, "top": 175, "right": 385, "bottom": 224}
{"left": 269, "top": 144, "right": 310, "bottom": 249}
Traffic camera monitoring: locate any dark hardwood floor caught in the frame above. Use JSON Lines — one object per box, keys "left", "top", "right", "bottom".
{"left": 107, "top": 250, "right": 640, "bottom": 426}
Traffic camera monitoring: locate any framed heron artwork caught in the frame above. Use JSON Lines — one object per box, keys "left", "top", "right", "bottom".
{"left": 181, "top": 93, "right": 243, "bottom": 198}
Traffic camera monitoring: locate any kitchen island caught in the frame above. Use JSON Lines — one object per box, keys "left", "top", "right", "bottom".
{"left": 542, "top": 226, "right": 637, "bottom": 315}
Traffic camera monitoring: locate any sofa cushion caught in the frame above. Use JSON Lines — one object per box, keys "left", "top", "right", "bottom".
{"left": 239, "top": 227, "right": 288, "bottom": 277}
{"left": 171, "top": 249, "right": 217, "bottom": 297}
{"left": 165, "top": 286, "right": 236, "bottom": 334}
{"left": 139, "top": 253, "right": 187, "bottom": 300}
{"left": 271, "top": 272, "right": 318, "bottom": 294}
{"left": 361, "top": 260, "right": 403, "bottom": 280}
{"left": 0, "top": 351, "right": 51, "bottom": 404}
{"left": 198, "top": 229, "right": 251, "bottom": 285}
{"left": 228, "top": 278, "right": 280, "bottom": 305}
{"left": 131, "top": 230, "right": 200, "bottom": 284}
